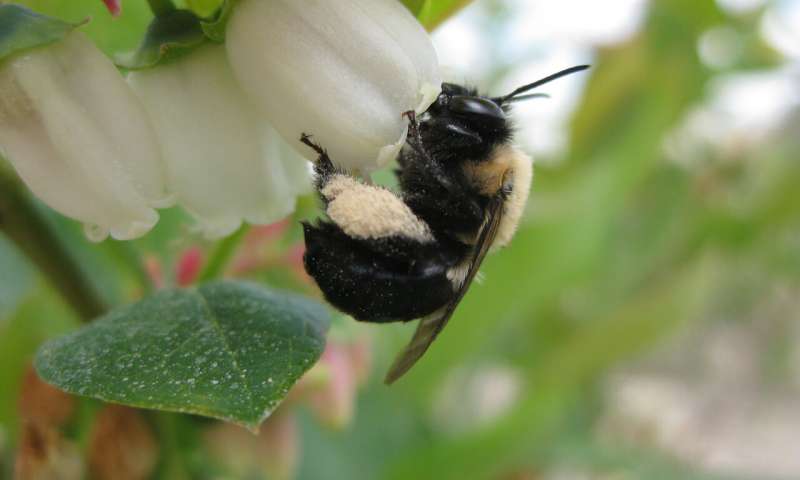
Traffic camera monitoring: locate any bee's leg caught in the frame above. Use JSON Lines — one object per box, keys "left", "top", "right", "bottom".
{"left": 402, "top": 110, "right": 425, "bottom": 154}
{"left": 395, "top": 117, "right": 486, "bottom": 235}
{"left": 300, "top": 133, "right": 339, "bottom": 188}
{"left": 300, "top": 133, "right": 363, "bottom": 209}
{"left": 402, "top": 110, "right": 447, "bottom": 185}
{"left": 303, "top": 221, "right": 457, "bottom": 323}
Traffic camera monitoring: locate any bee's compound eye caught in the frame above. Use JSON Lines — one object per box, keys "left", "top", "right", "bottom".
{"left": 449, "top": 96, "right": 506, "bottom": 122}
{"left": 436, "top": 92, "right": 450, "bottom": 108}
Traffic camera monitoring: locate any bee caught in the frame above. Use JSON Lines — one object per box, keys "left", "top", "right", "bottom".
{"left": 301, "top": 65, "right": 590, "bottom": 383}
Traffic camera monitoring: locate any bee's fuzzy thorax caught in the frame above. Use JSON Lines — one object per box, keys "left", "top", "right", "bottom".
{"left": 493, "top": 145, "right": 533, "bottom": 248}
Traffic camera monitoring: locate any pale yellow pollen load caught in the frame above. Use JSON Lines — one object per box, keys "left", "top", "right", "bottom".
{"left": 321, "top": 175, "right": 434, "bottom": 242}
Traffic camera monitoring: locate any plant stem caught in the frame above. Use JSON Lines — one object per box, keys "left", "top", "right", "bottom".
{"left": 0, "top": 166, "right": 107, "bottom": 322}
{"left": 198, "top": 224, "right": 250, "bottom": 283}
{"left": 153, "top": 412, "right": 190, "bottom": 480}
{"left": 147, "top": 0, "right": 176, "bottom": 17}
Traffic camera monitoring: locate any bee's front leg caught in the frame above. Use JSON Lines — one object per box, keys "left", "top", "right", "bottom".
{"left": 400, "top": 111, "right": 457, "bottom": 191}
{"left": 300, "top": 133, "right": 337, "bottom": 176}
{"left": 402, "top": 110, "right": 425, "bottom": 154}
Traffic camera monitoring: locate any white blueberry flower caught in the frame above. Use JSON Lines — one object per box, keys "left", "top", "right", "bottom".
{"left": 226, "top": 0, "right": 442, "bottom": 173}
{"left": 127, "top": 45, "right": 310, "bottom": 239}
{"left": 0, "top": 31, "right": 171, "bottom": 241}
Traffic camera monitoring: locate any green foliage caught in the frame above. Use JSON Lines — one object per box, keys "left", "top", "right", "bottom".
{"left": 199, "top": 0, "right": 235, "bottom": 42}
{"left": 118, "top": 8, "right": 207, "bottom": 69}
{"left": 13, "top": 0, "right": 152, "bottom": 54}
{"left": 0, "top": 286, "right": 78, "bottom": 438}
{"left": 0, "top": 236, "right": 33, "bottom": 319}
{"left": 184, "top": 0, "right": 222, "bottom": 18}
{"left": 35, "top": 282, "right": 329, "bottom": 430}
{"left": 0, "top": 3, "right": 79, "bottom": 61}
{"left": 401, "top": 0, "right": 473, "bottom": 30}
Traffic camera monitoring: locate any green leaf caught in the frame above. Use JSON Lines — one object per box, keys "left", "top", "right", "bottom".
{"left": 401, "top": 0, "right": 473, "bottom": 30}
{"left": 11, "top": 0, "right": 153, "bottom": 57}
{"left": 200, "top": 0, "right": 235, "bottom": 43}
{"left": 0, "top": 4, "right": 81, "bottom": 62}
{"left": 185, "top": 0, "right": 224, "bottom": 17}
{"left": 35, "top": 281, "right": 330, "bottom": 431}
{"left": 117, "top": 8, "right": 207, "bottom": 69}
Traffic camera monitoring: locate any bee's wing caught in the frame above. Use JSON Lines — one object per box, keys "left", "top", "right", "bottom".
{"left": 384, "top": 193, "right": 506, "bottom": 384}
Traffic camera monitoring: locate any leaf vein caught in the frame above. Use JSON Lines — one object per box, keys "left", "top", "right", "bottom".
{"left": 193, "top": 289, "right": 257, "bottom": 407}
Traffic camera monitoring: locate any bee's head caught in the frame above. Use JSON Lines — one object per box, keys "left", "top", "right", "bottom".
{"left": 422, "top": 66, "right": 590, "bottom": 158}
{"left": 428, "top": 83, "right": 501, "bottom": 121}
{"left": 423, "top": 83, "right": 512, "bottom": 157}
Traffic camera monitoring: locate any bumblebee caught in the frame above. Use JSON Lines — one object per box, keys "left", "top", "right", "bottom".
{"left": 301, "top": 66, "right": 589, "bottom": 383}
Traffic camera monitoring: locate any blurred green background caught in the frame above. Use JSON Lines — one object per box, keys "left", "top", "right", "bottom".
{"left": 1, "top": 0, "right": 799, "bottom": 479}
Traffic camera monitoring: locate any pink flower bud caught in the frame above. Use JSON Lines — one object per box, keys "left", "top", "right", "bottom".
{"left": 305, "top": 343, "right": 357, "bottom": 430}
{"left": 102, "top": 0, "right": 121, "bottom": 17}
{"left": 176, "top": 246, "right": 204, "bottom": 287}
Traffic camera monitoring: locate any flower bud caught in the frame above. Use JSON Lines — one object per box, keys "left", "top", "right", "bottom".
{"left": 226, "top": 0, "right": 442, "bottom": 172}
{"left": 0, "top": 32, "right": 171, "bottom": 241}
{"left": 88, "top": 405, "right": 158, "bottom": 480}
{"left": 128, "top": 45, "right": 310, "bottom": 238}
{"left": 102, "top": 0, "right": 121, "bottom": 17}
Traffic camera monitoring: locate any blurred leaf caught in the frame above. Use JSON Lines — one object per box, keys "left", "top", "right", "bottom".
{"left": 117, "top": 8, "right": 207, "bottom": 69}
{"left": 200, "top": 0, "right": 235, "bottom": 42}
{"left": 0, "top": 234, "right": 34, "bottom": 320}
{"left": 714, "top": 8, "right": 783, "bottom": 71}
{"left": 544, "top": 435, "right": 762, "bottom": 480}
{"left": 296, "top": 388, "right": 430, "bottom": 480}
{"left": 14, "top": 0, "right": 152, "bottom": 55}
{"left": 0, "top": 288, "right": 78, "bottom": 438}
{"left": 0, "top": 3, "right": 79, "bottom": 60}
{"left": 386, "top": 261, "right": 712, "bottom": 479}
{"left": 184, "top": 0, "right": 223, "bottom": 17}
{"left": 36, "top": 282, "right": 330, "bottom": 430}
{"left": 401, "top": 0, "right": 473, "bottom": 30}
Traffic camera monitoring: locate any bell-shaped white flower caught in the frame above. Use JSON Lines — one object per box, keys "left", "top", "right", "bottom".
{"left": 128, "top": 45, "right": 310, "bottom": 239}
{"left": 0, "top": 32, "right": 171, "bottom": 241}
{"left": 226, "top": 0, "right": 442, "bottom": 173}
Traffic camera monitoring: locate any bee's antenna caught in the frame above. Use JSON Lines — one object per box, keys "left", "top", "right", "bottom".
{"left": 506, "top": 92, "right": 551, "bottom": 103}
{"left": 498, "top": 65, "right": 590, "bottom": 103}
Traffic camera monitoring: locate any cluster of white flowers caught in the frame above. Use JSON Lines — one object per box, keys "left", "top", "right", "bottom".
{"left": 0, "top": 0, "right": 441, "bottom": 241}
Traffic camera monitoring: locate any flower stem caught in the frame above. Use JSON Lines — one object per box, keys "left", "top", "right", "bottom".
{"left": 153, "top": 412, "right": 190, "bottom": 480}
{"left": 147, "top": 0, "right": 176, "bottom": 16}
{"left": 0, "top": 165, "right": 107, "bottom": 321}
{"left": 198, "top": 224, "right": 250, "bottom": 283}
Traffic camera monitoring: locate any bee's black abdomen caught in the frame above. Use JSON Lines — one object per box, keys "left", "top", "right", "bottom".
{"left": 303, "top": 222, "right": 456, "bottom": 323}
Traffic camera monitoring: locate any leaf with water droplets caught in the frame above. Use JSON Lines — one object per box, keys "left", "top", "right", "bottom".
{"left": 35, "top": 281, "right": 329, "bottom": 431}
